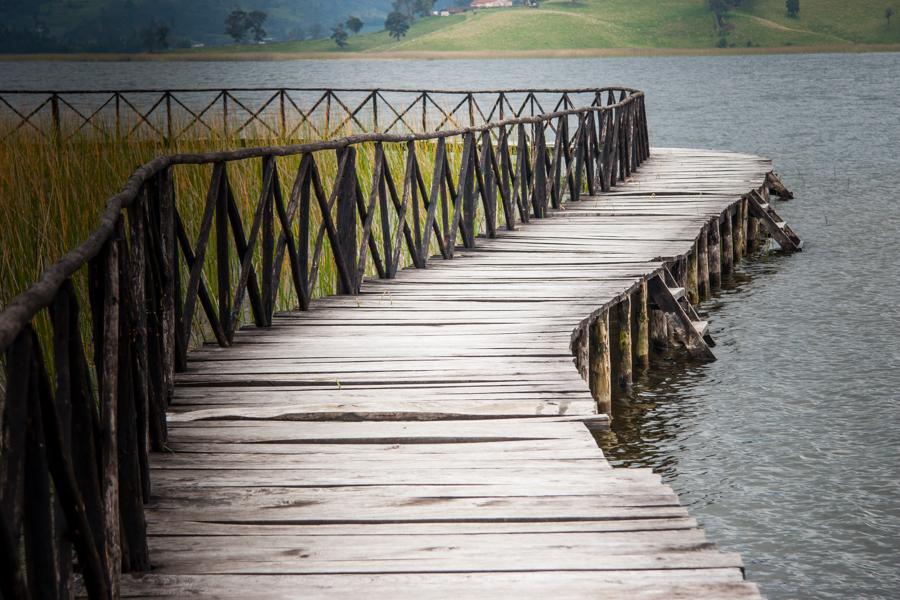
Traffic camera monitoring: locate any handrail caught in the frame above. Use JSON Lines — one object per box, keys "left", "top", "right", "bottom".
{"left": 1, "top": 86, "right": 642, "bottom": 94}
{"left": 0, "top": 86, "right": 641, "bottom": 141}
{"left": 0, "top": 87, "right": 649, "bottom": 599}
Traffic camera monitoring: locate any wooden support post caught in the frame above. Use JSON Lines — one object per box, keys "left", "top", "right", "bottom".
{"left": 685, "top": 245, "right": 699, "bottom": 305}
{"left": 741, "top": 196, "right": 750, "bottom": 255}
{"left": 615, "top": 298, "right": 633, "bottom": 391}
{"left": 708, "top": 217, "right": 722, "bottom": 290}
{"left": 650, "top": 308, "right": 668, "bottom": 350}
{"left": 732, "top": 204, "right": 744, "bottom": 264}
{"left": 747, "top": 192, "right": 761, "bottom": 251}
{"left": 722, "top": 211, "right": 734, "bottom": 275}
{"left": 634, "top": 282, "right": 650, "bottom": 370}
{"left": 589, "top": 312, "right": 612, "bottom": 415}
{"left": 747, "top": 212, "right": 760, "bottom": 253}
{"left": 698, "top": 228, "right": 710, "bottom": 300}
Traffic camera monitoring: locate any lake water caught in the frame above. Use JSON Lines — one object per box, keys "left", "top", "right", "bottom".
{"left": 2, "top": 53, "right": 899, "bottom": 599}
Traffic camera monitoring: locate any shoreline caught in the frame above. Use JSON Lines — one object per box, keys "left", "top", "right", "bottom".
{"left": 1, "top": 44, "right": 899, "bottom": 62}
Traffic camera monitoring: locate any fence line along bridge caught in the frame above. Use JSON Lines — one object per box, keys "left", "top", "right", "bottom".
{"left": 0, "top": 87, "right": 799, "bottom": 599}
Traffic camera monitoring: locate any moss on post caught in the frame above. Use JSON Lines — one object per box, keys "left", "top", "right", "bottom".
{"left": 708, "top": 216, "right": 721, "bottom": 290}
{"left": 698, "top": 227, "right": 710, "bottom": 300}
{"left": 615, "top": 297, "right": 633, "bottom": 391}
{"left": 589, "top": 311, "right": 612, "bottom": 415}
{"left": 686, "top": 245, "right": 699, "bottom": 305}
{"left": 722, "top": 211, "right": 734, "bottom": 275}
{"left": 741, "top": 197, "right": 750, "bottom": 255}
{"left": 634, "top": 282, "right": 650, "bottom": 370}
{"left": 733, "top": 204, "right": 744, "bottom": 264}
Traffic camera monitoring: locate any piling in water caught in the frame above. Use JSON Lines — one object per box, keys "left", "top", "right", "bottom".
{"left": 590, "top": 311, "right": 612, "bottom": 414}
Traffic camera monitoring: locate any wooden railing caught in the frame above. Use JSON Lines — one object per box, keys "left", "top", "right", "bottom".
{"left": 1, "top": 87, "right": 628, "bottom": 142}
{"left": 0, "top": 87, "right": 648, "bottom": 599}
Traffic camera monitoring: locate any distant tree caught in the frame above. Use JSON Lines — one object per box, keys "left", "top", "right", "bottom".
{"left": 385, "top": 11, "right": 411, "bottom": 40}
{"left": 786, "top": 0, "right": 799, "bottom": 17}
{"left": 391, "top": 0, "right": 434, "bottom": 19}
{"left": 247, "top": 10, "right": 268, "bottom": 42}
{"left": 225, "top": 8, "right": 267, "bottom": 43}
{"left": 709, "top": 0, "right": 742, "bottom": 30}
{"left": 345, "top": 15, "right": 364, "bottom": 34}
{"left": 331, "top": 23, "right": 349, "bottom": 47}
{"left": 142, "top": 22, "right": 169, "bottom": 52}
{"left": 887, "top": 7, "right": 895, "bottom": 27}
{"left": 310, "top": 23, "right": 323, "bottom": 39}
{"left": 225, "top": 8, "right": 249, "bottom": 42}
{"left": 413, "top": 0, "right": 436, "bottom": 16}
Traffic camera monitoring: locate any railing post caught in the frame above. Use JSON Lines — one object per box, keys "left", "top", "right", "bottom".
{"left": 480, "top": 129, "right": 497, "bottom": 237}
{"left": 50, "top": 93, "right": 61, "bottom": 139}
{"left": 88, "top": 231, "right": 122, "bottom": 597}
{"left": 421, "top": 93, "right": 428, "bottom": 132}
{"left": 532, "top": 123, "right": 548, "bottom": 217}
{"left": 325, "top": 91, "right": 333, "bottom": 137}
{"left": 337, "top": 147, "right": 358, "bottom": 294}
{"left": 114, "top": 220, "right": 149, "bottom": 574}
{"left": 261, "top": 157, "right": 276, "bottom": 324}
{"left": 462, "top": 133, "right": 476, "bottom": 247}
{"left": 165, "top": 92, "right": 173, "bottom": 144}
{"left": 372, "top": 91, "right": 379, "bottom": 132}
{"left": 115, "top": 93, "right": 121, "bottom": 138}
{"left": 279, "top": 89, "right": 287, "bottom": 137}
{"left": 642, "top": 96, "right": 651, "bottom": 160}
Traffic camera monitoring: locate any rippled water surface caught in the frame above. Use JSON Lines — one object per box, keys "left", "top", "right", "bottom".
{"left": 3, "top": 53, "right": 899, "bottom": 599}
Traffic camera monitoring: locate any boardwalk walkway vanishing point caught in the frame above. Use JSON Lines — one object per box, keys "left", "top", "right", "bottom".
{"left": 124, "top": 148, "right": 790, "bottom": 599}
{"left": 0, "top": 88, "right": 801, "bottom": 599}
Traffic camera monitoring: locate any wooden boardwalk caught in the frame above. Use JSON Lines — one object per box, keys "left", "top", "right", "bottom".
{"left": 121, "top": 148, "right": 771, "bottom": 599}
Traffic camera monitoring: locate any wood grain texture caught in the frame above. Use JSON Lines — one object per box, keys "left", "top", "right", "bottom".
{"left": 117, "top": 148, "right": 774, "bottom": 599}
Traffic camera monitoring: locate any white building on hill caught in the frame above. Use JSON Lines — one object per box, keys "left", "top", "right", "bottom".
{"left": 470, "top": 0, "right": 514, "bottom": 8}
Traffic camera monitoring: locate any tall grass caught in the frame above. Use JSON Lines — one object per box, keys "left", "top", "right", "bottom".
{"left": 0, "top": 117, "right": 470, "bottom": 360}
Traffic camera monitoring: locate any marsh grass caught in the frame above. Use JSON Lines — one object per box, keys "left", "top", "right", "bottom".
{"left": 0, "top": 116, "right": 470, "bottom": 371}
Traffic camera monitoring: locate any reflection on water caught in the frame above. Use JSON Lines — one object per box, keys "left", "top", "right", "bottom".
{"left": 596, "top": 267, "right": 763, "bottom": 480}
{"left": 599, "top": 247, "right": 900, "bottom": 600}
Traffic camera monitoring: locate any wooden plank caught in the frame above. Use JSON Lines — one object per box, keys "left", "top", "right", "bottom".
{"left": 119, "top": 573, "right": 760, "bottom": 599}
{"left": 120, "top": 148, "right": 777, "bottom": 599}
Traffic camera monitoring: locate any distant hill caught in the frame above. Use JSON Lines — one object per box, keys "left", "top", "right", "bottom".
{"left": 0, "top": 0, "right": 395, "bottom": 52}
{"left": 2, "top": 0, "right": 899, "bottom": 55}
{"left": 195, "top": 0, "right": 900, "bottom": 55}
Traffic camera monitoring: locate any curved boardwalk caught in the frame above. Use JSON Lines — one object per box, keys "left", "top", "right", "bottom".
{"left": 123, "top": 148, "right": 770, "bottom": 599}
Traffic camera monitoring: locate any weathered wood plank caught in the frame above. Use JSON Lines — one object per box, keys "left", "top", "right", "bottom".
{"left": 119, "top": 148, "right": 774, "bottom": 600}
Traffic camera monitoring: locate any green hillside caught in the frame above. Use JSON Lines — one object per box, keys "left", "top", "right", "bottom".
{"left": 0, "top": 0, "right": 395, "bottom": 53}
{"left": 208, "top": 0, "right": 900, "bottom": 55}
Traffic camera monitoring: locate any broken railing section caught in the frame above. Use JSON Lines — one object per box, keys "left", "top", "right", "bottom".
{"left": 574, "top": 172, "right": 799, "bottom": 415}
{"left": 0, "top": 88, "right": 648, "bottom": 599}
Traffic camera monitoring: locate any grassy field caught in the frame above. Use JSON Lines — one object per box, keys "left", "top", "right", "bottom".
{"left": 181, "top": 0, "right": 900, "bottom": 56}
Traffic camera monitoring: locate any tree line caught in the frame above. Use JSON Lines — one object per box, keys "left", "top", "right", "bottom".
{"left": 329, "top": 0, "right": 436, "bottom": 48}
